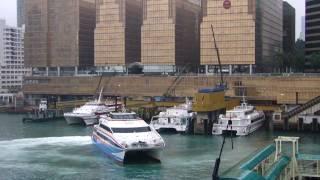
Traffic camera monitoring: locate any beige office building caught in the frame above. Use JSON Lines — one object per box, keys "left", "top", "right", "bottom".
{"left": 24, "top": 0, "right": 96, "bottom": 75}
{"left": 201, "top": 0, "right": 283, "bottom": 73}
{"left": 141, "top": 0, "right": 201, "bottom": 72}
{"left": 95, "top": 0, "right": 143, "bottom": 68}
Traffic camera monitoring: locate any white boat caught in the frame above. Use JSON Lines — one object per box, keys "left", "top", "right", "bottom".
{"left": 150, "top": 98, "right": 196, "bottom": 133}
{"left": 64, "top": 89, "right": 117, "bottom": 126}
{"left": 212, "top": 98, "right": 265, "bottom": 136}
{"left": 92, "top": 112, "right": 165, "bottom": 163}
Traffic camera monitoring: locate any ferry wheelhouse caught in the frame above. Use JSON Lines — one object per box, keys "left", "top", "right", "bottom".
{"left": 212, "top": 99, "right": 265, "bottom": 136}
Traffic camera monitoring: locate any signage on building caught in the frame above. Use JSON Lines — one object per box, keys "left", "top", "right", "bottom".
{"left": 223, "top": 0, "right": 231, "bottom": 9}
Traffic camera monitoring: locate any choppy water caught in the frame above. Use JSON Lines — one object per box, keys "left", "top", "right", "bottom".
{"left": 0, "top": 113, "right": 319, "bottom": 180}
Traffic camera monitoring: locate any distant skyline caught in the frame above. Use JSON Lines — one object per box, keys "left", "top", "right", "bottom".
{"left": 0, "top": 0, "right": 305, "bottom": 39}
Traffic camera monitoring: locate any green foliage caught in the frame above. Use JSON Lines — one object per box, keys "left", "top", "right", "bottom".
{"left": 273, "top": 39, "right": 305, "bottom": 72}
{"left": 308, "top": 52, "right": 320, "bottom": 70}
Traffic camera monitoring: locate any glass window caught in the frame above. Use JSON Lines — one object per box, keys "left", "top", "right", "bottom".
{"left": 112, "top": 127, "right": 151, "bottom": 133}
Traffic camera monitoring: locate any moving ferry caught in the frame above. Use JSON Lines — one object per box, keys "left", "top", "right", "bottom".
{"left": 212, "top": 98, "right": 265, "bottom": 136}
{"left": 92, "top": 112, "right": 165, "bottom": 163}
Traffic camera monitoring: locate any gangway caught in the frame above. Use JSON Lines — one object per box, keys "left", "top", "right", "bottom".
{"left": 219, "top": 136, "right": 320, "bottom": 180}
{"left": 284, "top": 96, "right": 320, "bottom": 121}
{"left": 297, "top": 154, "right": 320, "bottom": 179}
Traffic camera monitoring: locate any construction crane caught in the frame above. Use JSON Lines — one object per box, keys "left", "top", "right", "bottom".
{"left": 164, "top": 63, "right": 191, "bottom": 97}
{"left": 211, "top": 25, "right": 225, "bottom": 88}
{"left": 211, "top": 25, "right": 232, "bottom": 180}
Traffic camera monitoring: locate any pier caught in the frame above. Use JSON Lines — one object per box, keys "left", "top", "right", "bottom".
{"left": 220, "top": 136, "right": 320, "bottom": 180}
{"left": 22, "top": 75, "right": 320, "bottom": 132}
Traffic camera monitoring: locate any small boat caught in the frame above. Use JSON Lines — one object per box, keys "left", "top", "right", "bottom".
{"left": 150, "top": 98, "right": 196, "bottom": 133}
{"left": 22, "top": 99, "right": 64, "bottom": 123}
{"left": 92, "top": 112, "right": 165, "bottom": 163}
{"left": 64, "top": 89, "right": 118, "bottom": 126}
{"left": 212, "top": 97, "right": 265, "bottom": 136}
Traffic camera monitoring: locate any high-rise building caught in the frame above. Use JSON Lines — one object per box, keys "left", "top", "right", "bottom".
{"left": 283, "top": 1, "right": 296, "bottom": 52}
{"left": 141, "top": 0, "right": 202, "bottom": 73}
{"left": 17, "top": 0, "right": 25, "bottom": 27}
{"left": 300, "top": 16, "right": 306, "bottom": 40}
{"left": 200, "top": 0, "right": 283, "bottom": 73}
{"left": 95, "top": 0, "right": 143, "bottom": 70}
{"left": 305, "top": 0, "right": 320, "bottom": 55}
{"left": 24, "top": 0, "right": 96, "bottom": 75}
{"left": 0, "top": 19, "right": 31, "bottom": 94}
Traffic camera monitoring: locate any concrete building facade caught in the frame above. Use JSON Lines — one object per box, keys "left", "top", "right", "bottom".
{"left": 141, "top": 0, "right": 202, "bottom": 73}
{"left": 0, "top": 19, "right": 31, "bottom": 94}
{"left": 17, "top": 0, "right": 25, "bottom": 27}
{"left": 306, "top": 0, "right": 320, "bottom": 55}
{"left": 200, "top": 0, "right": 283, "bottom": 73}
{"left": 283, "top": 1, "right": 296, "bottom": 53}
{"left": 24, "top": 0, "right": 96, "bottom": 75}
{"left": 95, "top": 0, "right": 143, "bottom": 71}
{"left": 300, "top": 16, "right": 306, "bottom": 40}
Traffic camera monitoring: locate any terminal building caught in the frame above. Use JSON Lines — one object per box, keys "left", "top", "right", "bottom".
{"left": 95, "top": 0, "right": 143, "bottom": 72}
{"left": 200, "top": 0, "right": 283, "bottom": 73}
{"left": 141, "top": 0, "right": 201, "bottom": 73}
{"left": 305, "top": 0, "right": 320, "bottom": 55}
{"left": 0, "top": 19, "right": 31, "bottom": 103}
{"left": 24, "top": 0, "right": 96, "bottom": 75}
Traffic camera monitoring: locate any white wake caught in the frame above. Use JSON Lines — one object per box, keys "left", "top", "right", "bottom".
{"left": 0, "top": 136, "right": 92, "bottom": 148}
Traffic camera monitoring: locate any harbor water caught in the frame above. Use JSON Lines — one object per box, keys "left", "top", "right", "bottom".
{"left": 0, "top": 113, "right": 319, "bottom": 180}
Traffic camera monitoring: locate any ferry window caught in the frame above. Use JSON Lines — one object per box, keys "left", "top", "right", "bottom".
{"left": 112, "top": 127, "right": 151, "bottom": 133}
{"left": 100, "top": 124, "right": 112, "bottom": 133}
{"left": 110, "top": 114, "right": 137, "bottom": 119}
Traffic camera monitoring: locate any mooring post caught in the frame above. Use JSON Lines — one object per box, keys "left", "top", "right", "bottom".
{"left": 312, "top": 118, "right": 317, "bottom": 132}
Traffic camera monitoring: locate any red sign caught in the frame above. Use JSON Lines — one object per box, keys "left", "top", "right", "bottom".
{"left": 223, "top": 0, "right": 231, "bottom": 9}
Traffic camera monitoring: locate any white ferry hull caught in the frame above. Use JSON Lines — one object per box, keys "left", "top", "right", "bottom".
{"left": 64, "top": 115, "right": 84, "bottom": 125}
{"left": 92, "top": 132, "right": 163, "bottom": 163}
{"left": 64, "top": 113, "right": 97, "bottom": 126}
{"left": 83, "top": 116, "right": 99, "bottom": 126}
{"left": 152, "top": 124, "right": 187, "bottom": 133}
{"left": 212, "top": 119, "right": 265, "bottom": 136}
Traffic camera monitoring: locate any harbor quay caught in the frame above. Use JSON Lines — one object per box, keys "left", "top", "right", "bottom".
{"left": 22, "top": 74, "right": 320, "bottom": 132}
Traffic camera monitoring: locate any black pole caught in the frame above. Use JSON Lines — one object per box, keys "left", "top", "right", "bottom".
{"left": 212, "top": 119, "right": 233, "bottom": 179}
{"left": 211, "top": 25, "right": 224, "bottom": 87}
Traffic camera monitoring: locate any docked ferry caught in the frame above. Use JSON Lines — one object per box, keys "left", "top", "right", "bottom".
{"left": 64, "top": 89, "right": 118, "bottom": 126}
{"left": 64, "top": 101, "right": 115, "bottom": 126}
{"left": 150, "top": 98, "right": 196, "bottom": 133}
{"left": 92, "top": 112, "right": 165, "bottom": 163}
{"left": 212, "top": 99, "right": 265, "bottom": 136}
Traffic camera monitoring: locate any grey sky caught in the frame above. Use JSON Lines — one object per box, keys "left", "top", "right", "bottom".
{"left": 0, "top": 0, "right": 305, "bottom": 39}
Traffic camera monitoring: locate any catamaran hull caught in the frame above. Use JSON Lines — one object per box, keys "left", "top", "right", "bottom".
{"left": 92, "top": 134, "right": 162, "bottom": 163}
{"left": 83, "top": 116, "right": 99, "bottom": 126}
{"left": 64, "top": 113, "right": 98, "bottom": 126}
{"left": 92, "top": 134, "right": 125, "bottom": 162}
{"left": 152, "top": 125, "right": 187, "bottom": 133}
{"left": 64, "top": 116, "right": 84, "bottom": 125}
{"left": 212, "top": 119, "right": 265, "bottom": 136}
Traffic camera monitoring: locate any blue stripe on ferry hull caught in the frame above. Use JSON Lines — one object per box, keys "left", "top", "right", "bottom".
{"left": 92, "top": 135, "right": 125, "bottom": 162}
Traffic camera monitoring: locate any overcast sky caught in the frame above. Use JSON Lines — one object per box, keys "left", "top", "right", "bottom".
{"left": 0, "top": 0, "right": 305, "bottom": 39}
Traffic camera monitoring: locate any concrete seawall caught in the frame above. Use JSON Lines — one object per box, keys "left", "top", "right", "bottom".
{"left": 23, "top": 75, "right": 320, "bottom": 105}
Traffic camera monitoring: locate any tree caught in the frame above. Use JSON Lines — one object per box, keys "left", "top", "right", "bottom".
{"left": 291, "top": 39, "right": 305, "bottom": 72}
{"left": 308, "top": 53, "right": 320, "bottom": 71}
